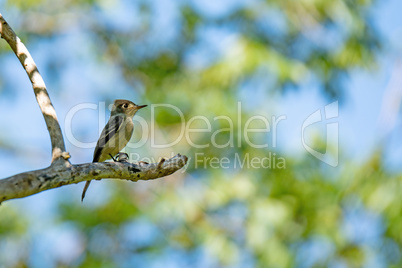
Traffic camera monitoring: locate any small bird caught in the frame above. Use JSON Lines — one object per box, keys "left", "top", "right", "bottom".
{"left": 81, "top": 99, "right": 147, "bottom": 201}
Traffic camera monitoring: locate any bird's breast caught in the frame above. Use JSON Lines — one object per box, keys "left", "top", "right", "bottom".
{"left": 124, "top": 119, "right": 134, "bottom": 143}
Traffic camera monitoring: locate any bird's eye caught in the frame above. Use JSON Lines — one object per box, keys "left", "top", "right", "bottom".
{"left": 123, "top": 103, "right": 128, "bottom": 108}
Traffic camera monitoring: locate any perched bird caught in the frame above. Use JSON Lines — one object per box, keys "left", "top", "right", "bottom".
{"left": 81, "top": 99, "right": 147, "bottom": 201}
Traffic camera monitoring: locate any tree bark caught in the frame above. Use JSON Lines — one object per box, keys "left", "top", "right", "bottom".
{"left": 0, "top": 154, "right": 188, "bottom": 202}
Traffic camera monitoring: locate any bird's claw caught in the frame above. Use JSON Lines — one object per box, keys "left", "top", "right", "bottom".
{"left": 116, "top": 152, "right": 129, "bottom": 162}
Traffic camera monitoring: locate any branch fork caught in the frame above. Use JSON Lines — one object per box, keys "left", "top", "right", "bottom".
{"left": 0, "top": 13, "right": 188, "bottom": 202}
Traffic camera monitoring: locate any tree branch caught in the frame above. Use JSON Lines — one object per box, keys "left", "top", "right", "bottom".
{"left": 0, "top": 154, "right": 188, "bottom": 202}
{"left": 0, "top": 13, "right": 67, "bottom": 163}
{"left": 0, "top": 13, "right": 188, "bottom": 202}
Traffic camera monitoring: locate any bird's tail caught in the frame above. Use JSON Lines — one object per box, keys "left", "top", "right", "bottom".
{"left": 81, "top": 180, "right": 91, "bottom": 202}
{"left": 82, "top": 158, "right": 98, "bottom": 202}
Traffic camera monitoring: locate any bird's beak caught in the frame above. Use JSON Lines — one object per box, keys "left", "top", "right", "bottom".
{"left": 136, "top": 104, "right": 147, "bottom": 109}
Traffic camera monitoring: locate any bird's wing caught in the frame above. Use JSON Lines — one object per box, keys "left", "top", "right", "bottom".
{"left": 93, "top": 115, "right": 125, "bottom": 162}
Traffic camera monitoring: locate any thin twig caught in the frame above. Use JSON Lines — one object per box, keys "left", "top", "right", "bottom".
{"left": 157, "top": 158, "right": 166, "bottom": 169}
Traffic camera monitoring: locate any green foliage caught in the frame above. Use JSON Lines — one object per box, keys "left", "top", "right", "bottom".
{"left": 1, "top": 0, "right": 398, "bottom": 267}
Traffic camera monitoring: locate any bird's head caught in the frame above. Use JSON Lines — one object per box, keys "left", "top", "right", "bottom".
{"left": 111, "top": 99, "right": 147, "bottom": 117}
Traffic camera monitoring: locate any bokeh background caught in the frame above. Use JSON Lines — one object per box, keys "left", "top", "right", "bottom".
{"left": 1, "top": 0, "right": 402, "bottom": 267}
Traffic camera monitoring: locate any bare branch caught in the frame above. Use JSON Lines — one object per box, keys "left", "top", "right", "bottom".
{"left": 0, "top": 154, "right": 188, "bottom": 203}
{"left": 0, "top": 13, "right": 66, "bottom": 163}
